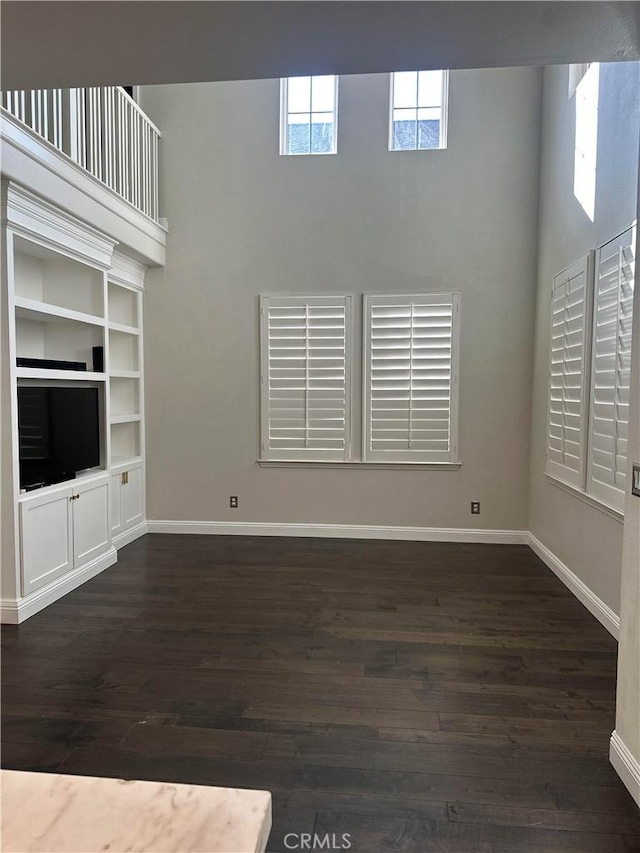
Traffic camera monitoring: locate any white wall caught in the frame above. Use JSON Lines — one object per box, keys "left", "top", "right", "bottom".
{"left": 528, "top": 62, "right": 640, "bottom": 616}
{"left": 141, "top": 68, "right": 541, "bottom": 531}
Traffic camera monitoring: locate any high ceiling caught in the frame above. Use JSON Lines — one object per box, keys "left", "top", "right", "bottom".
{"left": 2, "top": 1, "right": 639, "bottom": 91}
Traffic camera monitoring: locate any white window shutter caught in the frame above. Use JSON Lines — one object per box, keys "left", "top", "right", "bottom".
{"left": 260, "top": 295, "right": 351, "bottom": 461}
{"left": 363, "top": 293, "right": 459, "bottom": 463}
{"left": 588, "top": 226, "right": 636, "bottom": 511}
{"left": 545, "top": 253, "right": 593, "bottom": 488}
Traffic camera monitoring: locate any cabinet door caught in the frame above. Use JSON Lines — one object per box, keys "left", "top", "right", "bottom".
{"left": 73, "top": 480, "right": 110, "bottom": 566}
{"left": 20, "top": 488, "right": 74, "bottom": 595}
{"left": 122, "top": 466, "right": 144, "bottom": 528}
{"left": 110, "top": 472, "right": 123, "bottom": 537}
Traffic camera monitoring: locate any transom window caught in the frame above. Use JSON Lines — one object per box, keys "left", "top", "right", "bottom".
{"left": 390, "top": 70, "right": 448, "bottom": 151}
{"left": 280, "top": 76, "right": 338, "bottom": 156}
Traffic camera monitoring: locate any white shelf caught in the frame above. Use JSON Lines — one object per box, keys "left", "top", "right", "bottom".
{"left": 110, "top": 414, "right": 142, "bottom": 425}
{"left": 14, "top": 296, "right": 105, "bottom": 327}
{"left": 108, "top": 321, "right": 140, "bottom": 335}
{"left": 110, "top": 370, "right": 141, "bottom": 379}
{"left": 16, "top": 368, "right": 107, "bottom": 382}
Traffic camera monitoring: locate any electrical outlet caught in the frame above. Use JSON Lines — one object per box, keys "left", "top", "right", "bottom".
{"left": 471, "top": 501, "right": 480, "bottom": 515}
{"left": 229, "top": 496, "right": 238, "bottom": 508}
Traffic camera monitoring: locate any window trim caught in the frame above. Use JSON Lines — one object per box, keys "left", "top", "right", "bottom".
{"left": 545, "top": 223, "right": 636, "bottom": 517}
{"left": 545, "top": 252, "right": 594, "bottom": 490}
{"left": 279, "top": 76, "right": 339, "bottom": 156}
{"left": 259, "top": 294, "right": 352, "bottom": 463}
{"left": 362, "top": 292, "right": 460, "bottom": 464}
{"left": 586, "top": 223, "right": 636, "bottom": 513}
{"left": 388, "top": 70, "right": 449, "bottom": 152}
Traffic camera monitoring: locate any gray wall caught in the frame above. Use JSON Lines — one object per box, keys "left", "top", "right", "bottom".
{"left": 528, "top": 62, "right": 640, "bottom": 615}
{"left": 616, "top": 177, "right": 640, "bottom": 780}
{"left": 140, "top": 68, "right": 541, "bottom": 531}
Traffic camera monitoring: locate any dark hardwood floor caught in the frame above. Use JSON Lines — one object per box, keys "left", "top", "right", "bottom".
{"left": 2, "top": 534, "right": 639, "bottom": 852}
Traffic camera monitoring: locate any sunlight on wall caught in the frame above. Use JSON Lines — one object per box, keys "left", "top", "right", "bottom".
{"left": 574, "top": 63, "right": 600, "bottom": 221}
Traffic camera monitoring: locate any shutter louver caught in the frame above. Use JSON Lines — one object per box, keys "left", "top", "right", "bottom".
{"left": 260, "top": 295, "right": 351, "bottom": 461}
{"left": 546, "top": 254, "right": 592, "bottom": 488}
{"left": 363, "top": 293, "right": 459, "bottom": 463}
{"left": 588, "top": 227, "right": 636, "bottom": 511}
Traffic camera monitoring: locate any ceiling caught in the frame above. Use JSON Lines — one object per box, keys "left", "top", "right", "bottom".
{"left": 1, "top": 1, "right": 639, "bottom": 91}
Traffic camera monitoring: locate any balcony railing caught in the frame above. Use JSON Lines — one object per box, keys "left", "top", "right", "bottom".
{"left": 1, "top": 87, "right": 161, "bottom": 222}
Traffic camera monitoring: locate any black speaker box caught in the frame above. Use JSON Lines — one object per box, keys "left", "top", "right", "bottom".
{"left": 92, "top": 346, "right": 104, "bottom": 373}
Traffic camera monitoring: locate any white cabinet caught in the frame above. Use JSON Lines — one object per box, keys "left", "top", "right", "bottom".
{"left": 20, "top": 489, "right": 73, "bottom": 596}
{"left": 110, "top": 472, "right": 123, "bottom": 537}
{"left": 122, "top": 465, "right": 144, "bottom": 528}
{"left": 20, "top": 475, "right": 111, "bottom": 596}
{"left": 111, "top": 463, "right": 144, "bottom": 540}
{"left": 73, "top": 479, "right": 110, "bottom": 565}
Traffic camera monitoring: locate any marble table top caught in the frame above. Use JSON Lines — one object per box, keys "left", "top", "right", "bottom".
{"left": 1, "top": 769, "right": 272, "bottom": 852}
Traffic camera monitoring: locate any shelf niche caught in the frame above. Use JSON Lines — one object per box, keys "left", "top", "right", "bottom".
{"left": 108, "top": 283, "right": 139, "bottom": 329}
{"left": 110, "top": 376, "right": 140, "bottom": 417}
{"left": 109, "top": 329, "right": 139, "bottom": 373}
{"left": 111, "top": 420, "right": 141, "bottom": 463}
{"left": 15, "top": 314, "right": 104, "bottom": 370}
{"left": 14, "top": 236, "right": 104, "bottom": 319}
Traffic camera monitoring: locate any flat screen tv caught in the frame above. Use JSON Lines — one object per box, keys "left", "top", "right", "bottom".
{"left": 18, "top": 387, "right": 100, "bottom": 489}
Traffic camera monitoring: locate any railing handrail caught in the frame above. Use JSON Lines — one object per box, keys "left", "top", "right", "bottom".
{"left": 2, "top": 85, "right": 161, "bottom": 222}
{"left": 114, "top": 86, "right": 162, "bottom": 138}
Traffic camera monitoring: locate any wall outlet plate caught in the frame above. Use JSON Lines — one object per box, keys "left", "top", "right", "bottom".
{"left": 471, "top": 501, "right": 480, "bottom": 515}
{"left": 632, "top": 464, "right": 640, "bottom": 498}
{"left": 229, "top": 496, "right": 238, "bottom": 508}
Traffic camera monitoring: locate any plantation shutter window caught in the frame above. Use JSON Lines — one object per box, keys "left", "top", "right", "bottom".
{"left": 588, "top": 226, "right": 636, "bottom": 512}
{"left": 260, "top": 295, "right": 351, "bottom": 462}
{"left": 363, "top": 293, "right": 460, "bottom": 463}
{"left": 545, "top": 254, "right": 593, "bottom": 488}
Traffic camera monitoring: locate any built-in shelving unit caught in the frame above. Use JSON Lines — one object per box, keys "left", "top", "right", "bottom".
{"left": 1, "top": 183, "right": 148, "bottom": 624}
{"left": 107, "top": 268, "right": 144, "bottom": 470}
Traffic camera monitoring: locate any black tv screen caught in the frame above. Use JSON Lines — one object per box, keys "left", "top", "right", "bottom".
{"left": 18, "top": 387, "right": 100, "bottom": 488}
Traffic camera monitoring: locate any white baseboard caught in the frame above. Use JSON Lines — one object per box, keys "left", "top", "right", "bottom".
{"left": 610, "top": 731, "right": 640, "bottom": 807}
{"left": 0, "top": 547, "right": 118, "bottom": 624}
{"left": 112, "top": 521, "right": 148, "bottom": 550}
{"left": 527, "top": 533, "right": 620, "bottom": 639}
{"left": 146, "top": 520, "right": 529, "bottom": 545}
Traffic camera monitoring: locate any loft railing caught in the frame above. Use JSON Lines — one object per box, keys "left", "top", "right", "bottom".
{"left": 1, "top": 87, "right": 161, "bottom": 222}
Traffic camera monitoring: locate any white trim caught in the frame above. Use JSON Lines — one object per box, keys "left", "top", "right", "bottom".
{"left": 545, "top": 252, "right": 594, "bottom": 490}
{"left": 109, "top": 250, "right": 147, "bottom": 291}
{"left": 146, "top": 520, "right": 528, "bottom": 545}
{"left": 545, "top": 473, "right": 624, "bottom": 523}
{"left": 258, "top": 461, "right": 462, "bottom": 470}
{"left": 389, "top": 69, "right": 449, "bottom": 152}
{"left": 279, "top": 75, "right": 338, "bottom": 156}
{"left": 362, "top": 291, "right": 460, "bottom": 464}
{"left": 0, "top": 547, "right": 117, "bottom": 624}
{"left": 260, "top": 294, "right": 352, "bottom": 462}
{"left": 610, "top": 731, "right": 640, "bottom": 807}
{"left": 2, "top": 181, "right": 117, "bottom": 269}
{"left": 527, "top": 533, "right": 620, "bottom": 639}
{"left": 112, "top": 520, "right": 148, "bottom": 550}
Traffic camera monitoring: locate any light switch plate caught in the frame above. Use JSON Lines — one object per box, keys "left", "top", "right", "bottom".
{"left": 632, "top": 464, "right": 640, "bottom": 498}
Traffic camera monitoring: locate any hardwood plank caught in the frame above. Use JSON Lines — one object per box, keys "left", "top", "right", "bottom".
{"left": 2, "top": 533, "right": 638, "bottom": 850}
{"left": 447, "top": 801, "right": 640, "bottom": 836}
{"left": 119, "top": 722, "right": 268, "bottom": 760}
{"left": 311, "top": 810, "right": 635, "bottom": 853}
{"left": 243, "top": 703, "right": 440, "bottom": 731}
